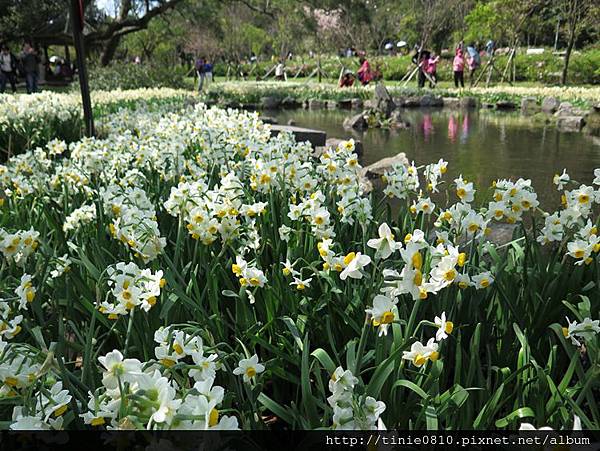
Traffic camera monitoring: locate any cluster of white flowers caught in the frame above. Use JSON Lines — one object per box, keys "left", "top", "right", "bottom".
{"left": 103, "top": 185, "right": 166, "bottom": 262}
{"left": 99, "top": 262, "right": 165, "bottom": 318}
{"left": 0, "top": 227, "right": 39, "bottom": 266}
{"left": 80, "top": 328, "right": 239, "bottom": 430}
{"left": 328, "top": 366, "right": 385, "bottom": 430}
{"left": 63, "top": 204, "right": 97, "bottom": 233}
{"left": 538, "top": 169, "right": 600, "bottom": 266}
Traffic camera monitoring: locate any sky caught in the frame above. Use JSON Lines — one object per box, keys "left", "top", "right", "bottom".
{"left": 96, "top": 0, "right": 116, "bottom": 16}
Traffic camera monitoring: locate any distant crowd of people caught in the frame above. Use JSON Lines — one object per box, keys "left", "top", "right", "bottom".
{"left": 0, "top": 41, "right": 76, "bottom": 94}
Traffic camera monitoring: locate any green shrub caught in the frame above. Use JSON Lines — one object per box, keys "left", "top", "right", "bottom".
{"left": 83, "top": 63, "right": 189, "bottom": 91}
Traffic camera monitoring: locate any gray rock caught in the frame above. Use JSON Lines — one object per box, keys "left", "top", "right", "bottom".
{"left": 460, "top": 97, "right": 479, "bottom": 108}
{"left": 555, "top": 102, "right": 574, "bottom": 117}
{"left": 260, "top": 96, "right": 280, "bottom": 110}
{"left": 389, "top": 110, "right": 410, "bottom": 129}
{"left": 326, "top": 100, "right": 338, "bottom": 109}
{"left": 287, "top": 119, "right": 297, "bottom": 126}
{"left": 351, "top": 98, "right": 363, "bottom": 110}
{"left": 583, "top": 105, "right": 600, "bottom": 136}
{"left": 308, "top": 99, "right": 325, "bottom": 109}
{"left": 324, "top": 138, "right": 363, "bottom": 158}
{"left": 442, "top": 97, "right": 461, "bottom": 108}
{"left": 373, "top": 83, "right": 396, "bottom": 117}
{"left": 482, "top": 102, "right": 495, "bottom": 109}
{"left": 541, "top": 96, "right": 560, "bottom": 114}
{"left": 420, "top": 94, "right": 443, "bottom": 107}
{"left": 403, "top": 97, "right": 422, "bottom": 107}
{"left": 486, "top": 222, "right": 518, "bottom": 246}
{"left": 269, "top": 125, "right": 327, "bottom": 147}
{"left": 520, "top": 97, "right": 540, "bottom": 115}
{"left": 281, "top": 96, "right": 301, "bottom": 109}
{"left": 360, "top": 152, "right": 409, "bottom": 181}
{"left": 363, "top": 99, "right": 374, "bottom": 109}
{"left": 343, "top": 113, "right": 368, "bottom": 130}
{"left": 557, "top": 116, "right": 585, "bottom": 132}
{"left": 337, "top": 99, "right": 353, "bottom": 109}
{"left": 260, "top": 116, "right": 279, "bottom": 124}
{"left": 496, "top": 100, "right": 517, "bottom": 110}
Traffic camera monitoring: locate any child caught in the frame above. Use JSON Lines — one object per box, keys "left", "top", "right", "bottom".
{"left": 453, "top": 48, "right": 465, "bottom": 88}
{"left": 425, "top": 53, "right": 440, "bottom": 88}
{"left": 339, "top": 71, "right": 355, "bottom": 88}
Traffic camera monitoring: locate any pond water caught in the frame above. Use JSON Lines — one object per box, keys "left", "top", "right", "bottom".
{"left": 270, "top": 108, "right": 600, "bottom": 209}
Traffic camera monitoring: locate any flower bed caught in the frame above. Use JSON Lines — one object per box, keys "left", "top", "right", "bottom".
{"left": 0, "top": 102, "right": 597, "bottom": 430}
{"left": 204, "top": 81, "right": 599, "bottom": 109}
{"left": 0, "top": 89, "right": 195, "bottom": 158}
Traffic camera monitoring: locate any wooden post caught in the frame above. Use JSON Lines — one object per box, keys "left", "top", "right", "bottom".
{"left": 70, "top": 0, "right": 94, "bottom": 137}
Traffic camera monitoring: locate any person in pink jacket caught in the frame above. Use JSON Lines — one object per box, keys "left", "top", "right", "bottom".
{"left": 425, "top": 53, "right": 440, "bottom": 87}
{"left": 453, "top": 47, "right": 465, "bottom": 88}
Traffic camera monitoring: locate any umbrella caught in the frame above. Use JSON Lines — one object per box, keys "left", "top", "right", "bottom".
{"left": 396, "top": 40, "right": 407, "bottom": 48}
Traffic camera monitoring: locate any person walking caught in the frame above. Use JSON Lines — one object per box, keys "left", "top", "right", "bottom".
{"left": 195, "top": 56, "right": 206, "bottom": 92}
{"left": 411, "top": 48, "right": 430, "bottom": 88}
{"left": 453, "top": 47, "right": 465, "bottom": 88}
{"left": 204, "top": 59, "right": 213, "bottom": 85}
{"left": 425, "top": 52, "right": 440, "bottom": 88}
{"left": 466, "top": 43, "right": 480, "bottom": 86}
{"left": 20, "top": 42, "right": 39, "bottom": 94}
{"left": 0, "top": 44, "right": 18, "bottom": 93}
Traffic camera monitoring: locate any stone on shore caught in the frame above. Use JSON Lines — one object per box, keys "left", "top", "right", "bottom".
{"left": 281, "top": 96, "right": 301, "bottom": 109}
{"left": 459, "top": 97, "right": 479, "bottom": 108}
{"left": 343, "top": 113, "right": 368, "bottom": 130}
{"left": 541, "top": 96, "right": 560, "bottom": 114}
{"left": 557, "top": 116, "right": 585, "bottom": 132}
{"left": 442, "top": 97, "right": 461, "bottom": 108}
{"left": 496, "top": 100, "right": 517, "bottom": 110}
{"left": 373, "top": 83, "right": 396, "bottom": 117}
{"left": 351, "top": 99, "right": 363, "bottom": 109}
{"left": 520, "top": 97, "right": 540, "bottom": 115}
{"left": 583, "top": 104, "right": 600, "bottom": 136}
{"left": 420, "top": 94, "right": 443, "bottom": 107}
{"left": 259, "top": 116, "right": 278, "bottom": 124}
{"left": 389, "top": 110, "right": 410, "bottom": 129}
{"left": 260, "top": 96, "right": 280, "bottom": 110}
{"left": 308, "top": 99, "right": 325, "bottom": 110}
{"left": 360, "top": 152, "right": 409, "bottom": 180}
{"left": 269, "top": 125, "right": 327, "bottom": 147}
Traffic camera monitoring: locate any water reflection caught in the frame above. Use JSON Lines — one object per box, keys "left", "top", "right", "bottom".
{"left": 270, "top": 108, "right": 599, "bottom": 208}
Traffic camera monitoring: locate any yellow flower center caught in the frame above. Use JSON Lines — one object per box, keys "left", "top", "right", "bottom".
{"left": 574, "top": 250, "right": 585, "bottom": 259}
{"left": 457, "top": 253, "right": 467, "bottom": 267}
{"left": 381, "top": 311, "right": 394, "bottom": 324}
{"left": 429, "top": 351, "right": 440, "bottom": 361}
{"left": 445, "top": 321, "right": 454, "bottom": 334}
{"left": 444, "top": 269, "right": 456, "bottom": 281}
{"left": 456, "top": 188, "right": 466, "bottom": 198}
{"left": 54, "top": 405, "right": 68, "bottom": 417}
{"left": 411, "top": 252, "right": 422, "bottom": 270}
{"left": 413, "top": 354, "right": 427, "bottom": 367}
{"left": 232, "top": 264, "right": 242, "bottom": 276}
{"left": 343, "top": 252, "right": 356, "bottom": 266}
{"left": 209, "top": 408, "right": 219, "bottom": 427}
{"left": 91, "top": 417, "right": 105, "bottom": 426}
{"left": 245, "top": 367, "right": 257, "bottom": 378}
{"left": 413, "top": 269, "right": 423, "bottom": 286}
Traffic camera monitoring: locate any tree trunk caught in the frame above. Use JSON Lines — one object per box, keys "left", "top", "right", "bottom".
{"left": 100, "top": 35, "right": 122, "bottom": 66}
{"left": 561, "top": 25, "right": 576, "bottom": 85}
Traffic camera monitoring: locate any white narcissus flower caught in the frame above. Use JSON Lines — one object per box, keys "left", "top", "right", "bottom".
{"left": 365, "top": 295, "right": 398, "bottom": 336}
{"left": 367, "top": 222, "right": 398, "bottom": 260}
{"left": 402, "top": 338, "right": 439, "bottom": 367}
{"left": 98, "top": 350, "right": 142, "bottom": 390}
{"left": 340, "top": 252, "right": 371, "bottom": 280}
{"left": 434, "top": 311, "right": 454, "bottom": 341}
{"left": 233, "top": 354, "right": 265, "bottom": 382}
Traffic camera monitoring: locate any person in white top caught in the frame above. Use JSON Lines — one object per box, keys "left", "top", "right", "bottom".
{"left": 0, "top": 44, "right": 17, "bottom": 93}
